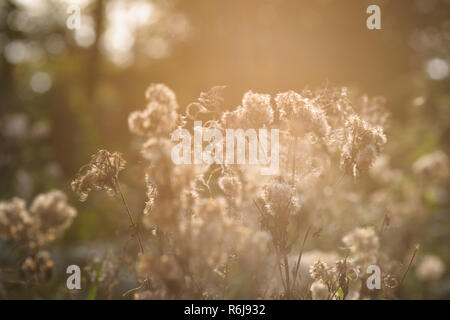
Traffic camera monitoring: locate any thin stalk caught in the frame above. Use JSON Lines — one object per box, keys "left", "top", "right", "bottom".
{"left": 122, "top": 281, "right": 147, "bottom": 297}
{"left": 329, "top": 281, "right": 341, "bottom": 300}
{"left": 114, "top": 177, "right": 145, "bottom": 255}
{"left": 283, "top": 254, "right": 290, "bottom": 296}
{"left": 292, "top": 225, "right": 311, "bottom": 289}
{"left": 114, "top": 177, "right": 151, "bottom": 294}
{"left": 400, "top": 245, "right": 419, "bottom": 287}
{"left": 253, "top": 200, "right": 288, "bottom": 293}
{"left": 276, "top": 249, "right": 288, "bottom": 293}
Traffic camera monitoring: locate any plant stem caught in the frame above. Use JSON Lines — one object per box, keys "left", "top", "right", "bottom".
{"left": 284, "top": 254, "right": 290, "bottom": 296}
{"left": 114, "top": 178, "right": 145, "bottom": 255}
{"left": 400, "top": 245, "right": 419, "bottom": 287}
{"left": 292, "top": 225, "right": 311, "bottom": 289}
{"left": 114, "top": 177, "right": 152, "bottom": 294}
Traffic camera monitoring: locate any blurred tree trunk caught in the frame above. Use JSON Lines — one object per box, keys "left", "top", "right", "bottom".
{"left": 0, "top": 1, "right": 20, "bottom": 109}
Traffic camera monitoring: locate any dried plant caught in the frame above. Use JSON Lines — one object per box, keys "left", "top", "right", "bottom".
{"left": 0, "top": 190, "right": 76, "bottom": 285}
{"left": 56, "top": 82, "right": 448, "bottom": 299}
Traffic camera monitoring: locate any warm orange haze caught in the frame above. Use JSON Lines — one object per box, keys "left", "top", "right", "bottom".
{"left": 0, "top": 0, "right": 449, "bottom": 300}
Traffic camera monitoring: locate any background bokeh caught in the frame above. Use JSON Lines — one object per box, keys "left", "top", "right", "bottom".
{"left": 0, "top": 0, "right": 449, "bottom": 299}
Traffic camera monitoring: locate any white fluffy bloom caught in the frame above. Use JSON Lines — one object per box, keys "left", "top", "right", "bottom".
{"left": 416, "top": 255, "right": 446, "bottom": 281}
{"left": 0, "top": 197, "right": 33, "bottom": 241}
{"left": 240, "top": 90, "right": 274, "bottom": 127}
{"left": 30, "top": 190, "right": 77, "bottom": 241}
{"left": 342, "top": 227, "right": 379, "bottom": 266}
{"left": 413, "top": 150, "right": 449, "bottom": 184}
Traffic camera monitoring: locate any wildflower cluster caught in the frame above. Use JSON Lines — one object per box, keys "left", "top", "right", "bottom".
{"left": 66, "top": 83, "right": 447, "bottom": 300}
{"left": 0, "top": 190, "right": 76, "bottom": 282}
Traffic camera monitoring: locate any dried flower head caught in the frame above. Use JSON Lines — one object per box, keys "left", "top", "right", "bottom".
{"left": 128, "top": 102, "right": 179, "bottom": 137}
{"left": 1, "top": 190, "right": 76, "bottom": 250}
{"left": 129, "top": 84, "right": 179, "bottom": 137}
{"left": 342, "top": 227, "right": 379, "bottom": 265}
{"left": 145, "top": 83, "right": 179, "bottom": 111}
{"left": 341, "top": 115, "right": 386, "bottom": 178}
{"left": 0, "top": 197, "right": 33, "bottom": 243}
{"left": 30, "top": 190, "right": 77, "bottom": 242}
{"left": 240, "top": 90, "right": 274, "bottom": 127}
{"left": 71, "top": 150, "right": 126, "bottom": 201}
{"left": 313, "top": 86, "right": 354, "bottom": 120}
{"left": 262, "top": 181, "right": 299, "bottom": 217}
{"left": 275, "top": 90, "right": 331, "bottom": 137}
{"left": 309, "top": 258, "right": 332, "bottom": 283}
